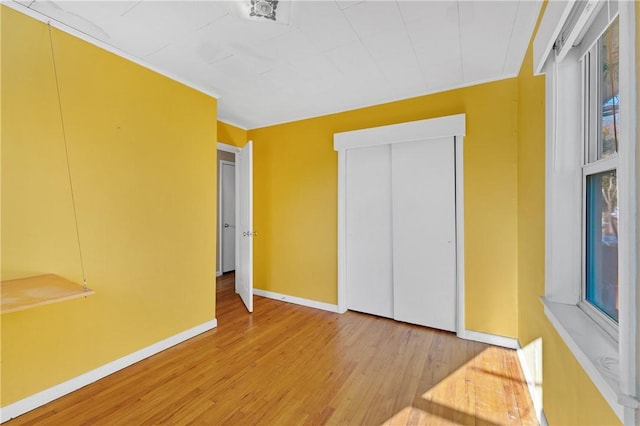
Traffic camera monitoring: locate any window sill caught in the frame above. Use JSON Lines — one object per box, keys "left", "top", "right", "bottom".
{"left": 541, "top": 296, "right": 631, "bottom": 421}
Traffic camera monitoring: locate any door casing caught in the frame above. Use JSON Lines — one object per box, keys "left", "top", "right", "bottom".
{"left": 334, "top": 114, "right": 466, "bottom": 337}
{"left": 217, "top": 142, "right": 254, "bottom": 313}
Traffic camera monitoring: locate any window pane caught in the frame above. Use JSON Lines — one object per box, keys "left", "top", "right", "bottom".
{"left": 585, "top": 170, "right": 618, "bottom": 322}
{"left": 599, "top": 17, "right": 619, "bottom": 159}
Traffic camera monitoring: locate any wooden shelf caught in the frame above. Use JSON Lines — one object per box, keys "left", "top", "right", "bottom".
{"left": 1, "top": 274, "right": 94, "bottom": 314}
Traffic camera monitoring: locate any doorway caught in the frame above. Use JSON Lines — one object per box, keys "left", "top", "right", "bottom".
{"left": 216, "top": 141, "right": 254, "bottom": 313}
{"left": 217, "top": 150, "right": 236, "bottom": 276}
{"left": 220, "top": 160, "right": 236, "bottom": 273}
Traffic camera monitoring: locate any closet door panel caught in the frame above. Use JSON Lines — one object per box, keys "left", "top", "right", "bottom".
{"left": 345, "top": 145, "right": 393, "bottom": 318}
{"left": 391, "top": 137, "right": 456, "bottom": 331}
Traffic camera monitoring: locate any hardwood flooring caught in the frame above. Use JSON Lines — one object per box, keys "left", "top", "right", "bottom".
{"left": 7, "top": 272, "right": 537, "bottom": 425}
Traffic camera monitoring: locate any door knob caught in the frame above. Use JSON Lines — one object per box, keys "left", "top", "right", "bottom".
{"left": 224, "top": 223, "right": 230, "bottom": 228}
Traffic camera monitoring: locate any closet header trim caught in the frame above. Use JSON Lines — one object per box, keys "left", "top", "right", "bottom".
{"left": 333, "top": 114, "right": 466, "bottom": 151}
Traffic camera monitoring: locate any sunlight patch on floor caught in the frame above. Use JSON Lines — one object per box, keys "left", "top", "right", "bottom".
{"left": 382, "top": 346, "right": 538, "bottom": 425}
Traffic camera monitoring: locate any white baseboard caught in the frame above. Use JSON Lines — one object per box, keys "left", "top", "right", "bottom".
{"left": 517, "top": 346, "right": 546, "bottom": 425}
{"left": 540, "top": 409, "right": 549, "bottom": 426}
{"left": 253, "top": 289, "right": 339, "bottom": 313}
{"left": 216, "top": 271, "right": 222, "bottom": 277}
{"left": 459, "top": 329, "right": 519, "bottom": 349}
{"left": 0, "top": 318, "right": 218, "bottom": 423}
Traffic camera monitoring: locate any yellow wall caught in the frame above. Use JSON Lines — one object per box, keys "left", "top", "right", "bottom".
{"left": 516, "top": 4, "right": 547, "bottom": 350}
{"left": 2, "top": 2, "right": 635, "bottom": 421}
{"left": 1, "top": 6, "right": 217, "bottom": 406}
{"left": 218, "top": 121, "right": 247, "bottom": 147}
{"left": 248, "top": 79, "right": 520, "bottom": 338}
{"left": 515, "top": 3, "right": 622, "bottom": 424}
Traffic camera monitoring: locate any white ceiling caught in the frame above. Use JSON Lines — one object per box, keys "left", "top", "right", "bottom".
{"left": 13, "top": 0, "right": 542, "bottom": 129}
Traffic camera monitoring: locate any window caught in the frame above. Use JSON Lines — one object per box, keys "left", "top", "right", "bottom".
{"left": 534, "top": 0, "right": 637, "bottom": 422}
{"left": 584, "top": 170, "right": 618, "bottom": 319}
{"left": 581, "top": 17, "right": 619, "bottom": 332}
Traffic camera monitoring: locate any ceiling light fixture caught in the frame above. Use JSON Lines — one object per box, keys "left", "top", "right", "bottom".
{"left": 237, "top": 0, "right": 291, "bottom": 25}
{"left": 250, "top": 0, "right": 278, "bottom": 21}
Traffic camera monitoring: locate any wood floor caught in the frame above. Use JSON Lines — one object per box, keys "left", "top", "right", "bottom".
{"left": 7, "top": 273, "right": 537, "bottom": 425}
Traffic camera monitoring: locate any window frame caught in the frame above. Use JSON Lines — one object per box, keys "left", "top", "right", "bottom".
{"left": 535, "top": 0, "right": 639, "bottom": 423}
{"left": 579, "top": 33, "right": 620, "bottom": 339}
{"left": 580, "top": 161, "right": 619, "bottom": 339}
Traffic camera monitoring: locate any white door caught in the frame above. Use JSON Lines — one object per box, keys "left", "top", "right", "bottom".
{"left": 391, "top": 138, "right": 456, "bottom": 331}
{"left": 236, "top": 141, "right": 253, "bottom": 312}
{"left": 345, "top": 145, "right": 394, "bottom": 318}
{"left": 335, "top": 114, "right": 465, "bottom": 333}
{"left": 221, "top": 161, "right": 236, "bottom": 273}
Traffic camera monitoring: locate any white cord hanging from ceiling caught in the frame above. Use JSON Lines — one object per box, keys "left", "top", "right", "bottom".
{"left": 47, "top": 22, "right": 88, "bottom": 292}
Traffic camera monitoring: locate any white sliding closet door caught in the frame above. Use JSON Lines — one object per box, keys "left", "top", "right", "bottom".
{"left": 391, "top": 138, "right": 456, "bottom": 331}
{"left": 345, "top": 145, "right": 393, "bottom": 318}
{"left": 335, "top": 114, "right": 465, "bottom": 333}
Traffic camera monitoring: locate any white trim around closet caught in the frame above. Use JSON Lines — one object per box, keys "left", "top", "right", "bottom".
{"left": 334, "top": 114, "right": 466, "bottom": 336}
{"left": 333, "top": 114, "right": 465, "bottom": 151}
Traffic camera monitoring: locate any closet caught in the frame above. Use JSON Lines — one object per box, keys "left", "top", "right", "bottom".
{"left": 334, "top": 114, "right": 465, "bottom": 333}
